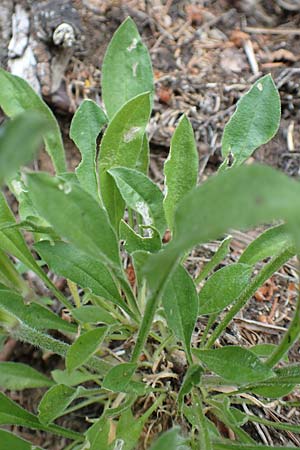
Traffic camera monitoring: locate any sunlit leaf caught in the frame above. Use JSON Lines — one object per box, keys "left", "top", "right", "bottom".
{"left": 109, "top": 167, "right": 167, "bottom": 237}
{"left": 102, "top": 17, "right": 154, "bottom": 118}
{"left": 221, "top": 74, "right": 280, "bottom": 168}
{"left": 164, "top": 115, "right": 198, "bottom": 231}
{"left": 98, "top": 93, "right": 151, "bottom": 231}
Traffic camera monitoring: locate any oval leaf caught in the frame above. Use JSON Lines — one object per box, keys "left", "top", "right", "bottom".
{"left": 38, "top": 384, "right": 78, "bottom": 425}
{"left": 164, "top": 115, "right": 198, "bottom": 231}
{"left": 98, "top": 93, "right": 151, "bottom": 231}
{"left": 193, "top": 346, "right": 274, "bottom": 385}
{"left": 102, "top": 17, "right": 154, "bottom": 118}
{"left": 27, "top": 172, "right": 120, "bottom": 269}
{"left": 109, "top": 167, "right": 167, "bottom": 237}
{"left": 162, "top": 265, "right": 198, "bottom": 362}
{"left": 66, "top": 327, "right": 108, "bottom": 373}
{"left": 35, "top": 240, "right": 123, "bottom": 307}
{"left": 0, "top": 429, "right": 41, "bottom": 450}
{"left": 198, "top": 263, "right": 252, "bottom": 315}
{"left": 70, "top": 99, "right": 107, "bottom": 199}
{"left": 0, "top": 362, "right": 54, "bottom": 390}
{"left": 221, "top": 74, "right": 280, "bottom": 167}
{"left": 0, "top": 69, "right": 66, "bottom": 173}
{"left": 239, "top": 224, "right": 294, "bottom": 265}
{"left": 102, "top": 362, "right": 137, "bottom": 392}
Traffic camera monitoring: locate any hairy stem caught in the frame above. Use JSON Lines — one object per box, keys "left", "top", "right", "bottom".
{"left": 13, "top": 323, "right": 113, "bottom": 374}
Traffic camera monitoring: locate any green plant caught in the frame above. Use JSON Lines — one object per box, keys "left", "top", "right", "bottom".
{"left": 0, "top": 16, "right": 300, "bottom": 450}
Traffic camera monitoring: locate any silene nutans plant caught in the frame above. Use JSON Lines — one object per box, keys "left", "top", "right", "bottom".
{"left": 1, "top": 16, "right": 300, "bottom": 450}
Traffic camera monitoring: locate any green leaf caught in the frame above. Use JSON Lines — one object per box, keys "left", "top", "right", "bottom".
{"left": 178, "top": 365, "right": 203, "bottom": 410}
{"left": 136, "top": 133, "right": 150, "bottom": 174}
{"left": 114, "top": 408, "right": 145, "bottom": 450}
{"left": 98, "top": 93, "right": 151, "bottom": 231}
{"left": 109, "top": 167, "right": 167, "bottom": 237}
{"left": 38, "top": 384, "right": 78, "bottom": 425}
{"left": 239, "top": 224, "right": 294, "bottom": 265}
{"left": 250, "top": 343, "right": 288, "bottom": 360}
{"left": 193, "top": 346, "right": 274, "bottom": 385}
{"left": 102, "top": 17, "right": 154, "bottom": 119}
{"left": 70, "top": 99, "right": 107, "bottom": 199}
{"left": 0, "top": 112, "right": 49, "bottom": 184}
{"left": 163, "top": 115, "right": 198, "bottom": 231}
{"left": 103, "top": 363, "right": 137, "bottom": 392}
{"left": 162, "top": 265, "right": 198, "bottom": 363}
{"left": 196, "top": 235, "right": 232, "bottom": 284}
{"left": 247, "top": 364, "right": 300, "bottom": 398}
{"left": 0, "top": 391, "right": 43, "bottom": 428}
{"left": 120, "top": 220, "right": 161, "bottom": 254}
{"left": 84, "top": 416, "right": 110, "bottom": 450}
{"left": 221, "top": 74, "right": 280, "bottom": 168}
{"left": 66, "top": 327, "right": 108, "bottom": 372}
{"left": 149, "top": 427, "right": 190, "bottom": 450}
{"left": 213, "top": 444, "right": 297, "bottom": 450}
{"left": 0, "top": 392, "right": 82, "bottom": 440}
{"left": 142, "top": 165, "right": 300, "bottom": 295}
{"left": 51, "top": 369, "right": 99, "bottom": 387}
{"left": 0, "top": 69, "right": 66, "bottom": 173}
{"left": 27, "top": 172, "right": 120, "bottom": 269}
{"left": 35, "top": 240, "right": 123, "bottom": 306}
{"left": 0, "top": 429, "right": 43, "bottom": 450}
{"left": 0, "top": 289, "right": 76, "bottom": 333}
{"left": 0, "top": 362, "right": 54, "bottom": 390}
{"left": 198, "top": 263, "right": 252, "bottom": 315}
{"left": 71, "top": 306, "right": 115, "bottom": 325}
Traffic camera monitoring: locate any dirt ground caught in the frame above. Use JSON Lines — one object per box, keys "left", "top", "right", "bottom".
{"left": 1, "top": 1, "right": 300, "bottom": 449}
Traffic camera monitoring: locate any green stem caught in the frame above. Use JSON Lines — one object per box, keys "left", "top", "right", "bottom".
{"left": 131, "top": 293, "right": 159, "bottom": 363}
{"left": 247, "top": 413, "right": 300, "bottom": 433}
{"left": 63, "top": 395, "right": 107, "bottom": 416}
{"left": 195, "top": 236, "right": 232, "bottom": 285}
{"left": 191, "top": 390, "right": 212, "bottom": 450}
{"left": 265, "top": 288, "right": 300, "bottom": 368}
{"left": 67, "top": 279, "right": 81, "bottom": 308}
{"left": 43, "top": 423, "right": 83, "bottom": 441}
{"left": 117, "top": 274, "right": 141, "bottom": 321}
{"left": 13, "top": 323, "right": 113, "bottom": 374}
{"left": 205, "top": 249, "right": 293, "bottom": 348}
{"left": 201, "top": 314, "right": 218, "bottom": 347}
{"left": 0, "top": 249, "right": 30, "bottom": 295}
